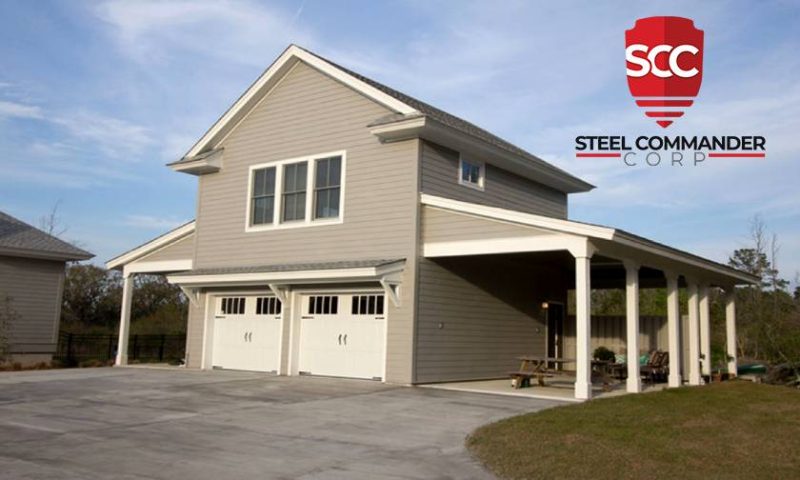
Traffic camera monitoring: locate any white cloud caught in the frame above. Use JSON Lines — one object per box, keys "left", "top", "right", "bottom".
{"left": 52, "top": 111, "right": 155, "bottom": 159}
{"left": 93, "top": 0, "right": 314, "bottom": 67}
{"left": 121, "top": 214, "right": 188, "bottom": 230}
{"left": 0, "top": 100, "right": 43, "bottom": 119}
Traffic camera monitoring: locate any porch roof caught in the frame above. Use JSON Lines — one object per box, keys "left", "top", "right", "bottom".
{"left": 420, "top": 194, "right": 757, "bottom": 288}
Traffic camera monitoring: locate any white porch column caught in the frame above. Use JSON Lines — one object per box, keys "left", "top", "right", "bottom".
{"left": 665, "top": 272, "right": 682, "bottom": 387}
{"left": 699, "top": 285, "right": 711, "bottom": 378}
{"left": 574, "top": 253, "right": 593, "bottom": 400}
{"left": 115, "top": 273, "right": 134, "bottom": 366}
{"left": 624, "top": 260, "right": 641, "bottom": 393}
{"left": 687, "top": 281, "right": 701, "bottom": 386}
{"left": 725, "top": 289, "right": 738, "bottom": 377}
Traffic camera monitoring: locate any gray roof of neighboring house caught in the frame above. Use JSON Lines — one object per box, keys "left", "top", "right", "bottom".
{"left": 0, "top": 211, "right": 93, "bottom": 261}
{"left": 175, "top": 259, "right": 405, "bottom": 277}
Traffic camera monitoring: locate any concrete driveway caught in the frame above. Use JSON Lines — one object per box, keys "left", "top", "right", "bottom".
{"left": 0, "top": 368, "right": 563, "bottom": 479}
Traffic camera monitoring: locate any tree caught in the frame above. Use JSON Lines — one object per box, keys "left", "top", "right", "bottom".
{"left": 61, "top": 265, "right": 187, "bottom": 335}
{"left": 727, "top": 215, "right": 799, "bottom": 376}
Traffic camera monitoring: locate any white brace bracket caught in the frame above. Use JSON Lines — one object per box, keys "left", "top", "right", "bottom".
{"left": 379, "top": 272, "right": 402, "bottom": 307}
{"left": 179, "top": 285, "right": 201, "bottom": 307}
{"left": 268, "top": 283, "right": 288, "bottom": 303}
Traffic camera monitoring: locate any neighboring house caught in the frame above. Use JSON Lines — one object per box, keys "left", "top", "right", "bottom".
{"left": 0, "top": 211, "right": 93, "bottom": 365}
{"left": 106, "top": 45, "right": 756, "bottom": 400}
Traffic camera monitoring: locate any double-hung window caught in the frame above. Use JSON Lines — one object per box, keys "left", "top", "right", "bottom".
{"left": 251, "top": 167, "right": 276, "bottom": 225}
{"left": 282, "top": 162, "right": 307, "bottom": 222}
{"left": 247, "top": 151, "right": 345, "bottom": 231}
{"left": 314, "top": 156, "right": 341, "bottom": 219}
{"left": 458, "top": 157, "right": 485, "bottom": 190}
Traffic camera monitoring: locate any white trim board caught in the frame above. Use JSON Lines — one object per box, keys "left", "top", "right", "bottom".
{"left": 167, "top": 262, "right": 405, "bottom": 288}
{"left": 123, "top": 260, "right": 193, "bottom": 277}
{"left": 244, "top": 150, "right": 346, "bottom": 233}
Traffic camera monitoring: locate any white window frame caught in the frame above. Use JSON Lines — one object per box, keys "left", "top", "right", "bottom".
{"left": 458, "top": 156, "right": 485, "bottom": 191}
{"left": 245, "top": 150, "right": 346, "bottom": 232}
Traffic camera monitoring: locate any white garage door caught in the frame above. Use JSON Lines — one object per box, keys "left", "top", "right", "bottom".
{"left": 212, "top": 295, "right": 282, "bottom": 372}
{"left": 298, "top": 292, "right": 386, "bottom": 380}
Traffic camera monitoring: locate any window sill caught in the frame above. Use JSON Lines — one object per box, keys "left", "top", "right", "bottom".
{"left": 245, "top": 217, "right": 343, "bottom": 233}
{"left": 458, "top": 180, "right": 485, "bottom": 192}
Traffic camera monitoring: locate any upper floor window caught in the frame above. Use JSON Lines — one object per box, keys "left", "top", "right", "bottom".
{"left": 459, "top": 157, "right": 485, "bottom": 190}
{"left": 314, "top": 156, "right": 342, "bottom": 219}
{"left": 246, "top": 151, "right": 346, "bottom": 231}
{"left": 282, "top": 162, "right": 307, "bottom": 222}
{"left": 251, "top": 166, "right": 276, "bottom": 225}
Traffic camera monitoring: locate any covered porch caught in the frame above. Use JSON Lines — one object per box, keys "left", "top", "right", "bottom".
{"left": 419, "top": 194, "right": 756, "bottom": 400}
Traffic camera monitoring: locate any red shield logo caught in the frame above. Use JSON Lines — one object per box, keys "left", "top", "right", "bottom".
{"left": 626, "top": 16, "right": 704, "bottom": 128}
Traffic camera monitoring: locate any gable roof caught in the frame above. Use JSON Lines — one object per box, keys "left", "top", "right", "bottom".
{"left": 0, "top": 211, "right": 93, "bottom": 262}
{"left": 170, "top": 44, "right": 592, "bottom": 193}
{"left": 105, "top": 220, "right": 195, "bottom": 270}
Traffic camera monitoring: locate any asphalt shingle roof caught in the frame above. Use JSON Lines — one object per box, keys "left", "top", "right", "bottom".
{"left": 0, "top": 211, "right": 93, "bottom": 261}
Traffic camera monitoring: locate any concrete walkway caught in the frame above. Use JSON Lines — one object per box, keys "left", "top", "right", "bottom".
{"left": 0, "top": 368, "right": 565, "bottom": 479}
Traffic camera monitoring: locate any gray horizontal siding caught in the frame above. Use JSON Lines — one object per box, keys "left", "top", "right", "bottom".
{"left": 190, "top": 61, "right": 419, "bottom": 383}
{"left": 0, "top": 255, "right": 65, "bottom": 353}
{"left": 415, "top": 256, "right": 569, "bottom": 383}
{"left": 420, "top": 141, "right": 568, "bottom": 218}
{"left": 136, "top": 234, "right": 194, "bottom": 263}
{"left": 422, "top": 205, "right": 549, "bottom": 243}
{"left": 194, "top": 61, "right": 418, "bottom": 268}
{"left": 185, "top": 293, "right": 205, "bottom": 368}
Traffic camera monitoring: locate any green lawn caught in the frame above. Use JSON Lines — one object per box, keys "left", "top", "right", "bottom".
{"left": 467, "top": 382, "right": 800, "bottom": 480}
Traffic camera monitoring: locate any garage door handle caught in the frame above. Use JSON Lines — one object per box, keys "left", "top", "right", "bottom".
{"left": 244, "top": 332, "right": 248, "bottom": 342}
{"left": 338, "top": 334, "right": 342, "bottom": 345}
{"left": 343, "top": 334, "right": 347, "bottom": 345}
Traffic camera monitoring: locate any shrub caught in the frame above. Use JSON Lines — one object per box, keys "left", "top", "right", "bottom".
{"left": 593, "top": 346, "right": 615, "bottom": 362}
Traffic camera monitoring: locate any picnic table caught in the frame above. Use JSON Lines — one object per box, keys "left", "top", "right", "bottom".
{"left": 509, "top": 357, "right": 616, "bottom": 391}
{"left": 509, "top": 356, "right": 575, "bottom": 389}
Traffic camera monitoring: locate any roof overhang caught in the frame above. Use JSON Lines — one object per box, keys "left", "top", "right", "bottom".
{"left": 0, "top": 245, "right": 93, "bottom": 262}
{"left": 106, "top": 221, "right": 195, "bottom": 270}
{"left": 371, "top": 115, "right": 594, "bottom": 194}
{"left": 166, "top": 260, "right": 405, "bottom": 288}
{"left": 168, "top": 148, "right": 223, "bottom": 175}
{"left": 420, "top": 194, "right": 757, "bottom": 287}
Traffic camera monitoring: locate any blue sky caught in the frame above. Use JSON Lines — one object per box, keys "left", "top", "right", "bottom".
{"left": 1, "top": 0, "right": 798, "bottom": 284}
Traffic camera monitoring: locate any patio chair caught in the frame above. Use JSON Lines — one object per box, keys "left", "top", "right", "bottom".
{"left": 640, "top": 350, "right": 669, "bottom": 384}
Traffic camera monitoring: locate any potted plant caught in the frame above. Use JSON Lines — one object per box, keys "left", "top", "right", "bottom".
{"left": 710, "top": 346, "right": 734, "bottom": 383}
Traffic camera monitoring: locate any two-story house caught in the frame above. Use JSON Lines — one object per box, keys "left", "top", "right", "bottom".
{"left": 107, "top": 45, "right": 754, "bottom": 400}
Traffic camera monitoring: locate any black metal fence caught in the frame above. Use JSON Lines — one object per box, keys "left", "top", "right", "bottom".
{"left": 55, "top": 332, "right": 186, "bottom": 365}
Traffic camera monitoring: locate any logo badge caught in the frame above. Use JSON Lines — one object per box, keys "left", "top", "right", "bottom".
{"left": 626, "top": 16, "right": 704, "bottom": 128}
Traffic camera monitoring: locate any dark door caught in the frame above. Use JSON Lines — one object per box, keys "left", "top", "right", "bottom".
{"left": 547, "top": 303, "right": 565, "bottom": 368}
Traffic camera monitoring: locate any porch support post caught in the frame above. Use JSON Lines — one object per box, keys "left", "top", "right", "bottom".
{"left": 687, "top": 281, "right": 702, "bottom": 386}
{"left": 623, "top": 260, "right": 641, "bottom": 393}
{"left": 665, "top": 271, "right": 682, "bottom": 387}
{"left": 725, "top": 288, "right": 738, "bottom": 377}
{"left": 573, "top": 244, "right": 594, "bottom": 400}
{"left": 115, "top": 273, "right": 134, "bottom": 366}
{"left": 699, "top": 284, "right": 712, "bottom": 378}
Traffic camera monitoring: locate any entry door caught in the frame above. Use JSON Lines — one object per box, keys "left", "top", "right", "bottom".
{"left": 212, "top": 295, "right": 282, "bottom": 372}
{"left": 547, "top": 303, "right": 565, "bottom": 367}
{"left": 298, "top": 293, "right": 386, "bottom": 380}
